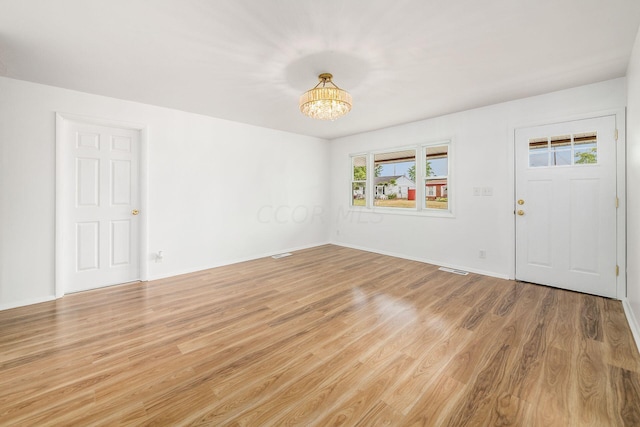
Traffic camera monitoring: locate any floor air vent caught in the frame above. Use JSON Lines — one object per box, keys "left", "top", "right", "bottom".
{"left": 271, "top": 253, "right": 292, "bottom": 259}
{"left": 438, "top": 266, "right": 469, "bottom": 275}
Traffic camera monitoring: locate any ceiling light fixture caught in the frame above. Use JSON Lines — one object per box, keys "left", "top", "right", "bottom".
{"left": 299, "top": 73, "right": 352, "bottom": 121}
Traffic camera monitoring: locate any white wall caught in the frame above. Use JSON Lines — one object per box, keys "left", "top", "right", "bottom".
{"left": 626, "top": 28, "right": 640, "bottom": 344}
{"left": 0, "top": 76, "right": 329, "bottom": 309}
{"left": 329, "top": 78, "right": 626, "bottom": 279}
{"left": 0, "top": 74, "right": 632, "bottom": 311}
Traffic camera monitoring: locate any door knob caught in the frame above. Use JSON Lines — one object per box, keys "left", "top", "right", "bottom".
{"left": 132, "top": 209, "right": 139, "bottom": 216}
{"left": 517, "top": 199, "right": 525, "bottom": 205}
{"left": 517, "top": 210, "right": 525, "bottom": 216}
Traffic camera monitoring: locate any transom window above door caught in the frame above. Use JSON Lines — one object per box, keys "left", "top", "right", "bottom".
{"left": 528, "top": 131, "right": 597, "bottom": 167}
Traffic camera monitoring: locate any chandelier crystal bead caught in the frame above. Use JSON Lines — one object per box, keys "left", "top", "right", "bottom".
{"left": 299, "top": 73, "right": 352, "bottom": 121}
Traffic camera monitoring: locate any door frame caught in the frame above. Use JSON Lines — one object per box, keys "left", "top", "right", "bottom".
{"left": 509, "top": 108, "right": 626, "bottom": 299}
{"left": 55, "top": 112, "right": 149, "bottom": 298}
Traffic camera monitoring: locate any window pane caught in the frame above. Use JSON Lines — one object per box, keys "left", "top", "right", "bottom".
{"left": 352, "top": 156, "right": 367, "bottom": 180}
{"left": 374, "top": 149, "right": 416, "bottom": 208}
{"left": 352, "top": 182, "right": 366, "bottom": 206}
{"left": 529, "top": 137, "right": 548, "bottom": 167}
{"left": 351, "top": 155, "right": 367, "bottom": 207}
{"left": 550, "top": 134, "right": 571, "bottom": 166}
{"left": 574, "top": 131, "right": 597, "bottom": 165}
{"left": 426, "top": 178, "right": 448, "bottom": 210}
{"left": 426, "top": 145, "right": 448, "bottom": 177}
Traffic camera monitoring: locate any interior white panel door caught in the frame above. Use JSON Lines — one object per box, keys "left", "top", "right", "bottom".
{"left": 62, "top": 122, "right": 140, "bottom": 293}
{"left": 515, "top": 116, "right": 617, "bottom": 298}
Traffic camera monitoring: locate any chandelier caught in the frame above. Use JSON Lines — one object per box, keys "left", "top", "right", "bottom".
{"left": 299, "top": 73, "right": 352, "bottom": 121}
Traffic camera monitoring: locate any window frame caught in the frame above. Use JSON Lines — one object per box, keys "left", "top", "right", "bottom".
{"left": 348, "top": 139, "right": 453, "bottom": 217}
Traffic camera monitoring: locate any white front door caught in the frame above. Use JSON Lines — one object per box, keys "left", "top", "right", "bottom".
{"left": 60, "top": 121, "right": 141, "bottom": 293}
{"left": 515, "top": 116, "right": 617, "bottom": 298}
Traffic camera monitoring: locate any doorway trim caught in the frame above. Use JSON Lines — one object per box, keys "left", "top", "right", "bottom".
{"left": 508, "top": 108, "right": 626, "bottom": 299}
{"left": 55, "top": 112, "right": 149, "bottom": 298}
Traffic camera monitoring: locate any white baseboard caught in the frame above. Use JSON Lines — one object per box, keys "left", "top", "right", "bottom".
{"left": 0, "top": 295, "right": 57, "bottom": 311}
{"left": 622, "top": 298, "right": 640, "bottom": 354}
{"left": 147, "top": 241, "right": 332, "bottom": 281}
{"left": 331, "top": 241, "right": 510, "bottom": 280}
{"left": 1, "top": 242, "right": 333, "bottom": 310}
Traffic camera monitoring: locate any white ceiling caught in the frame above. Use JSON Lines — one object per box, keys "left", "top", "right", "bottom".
{"left": 1, "top": 0, "right": 639, "bottom": 139}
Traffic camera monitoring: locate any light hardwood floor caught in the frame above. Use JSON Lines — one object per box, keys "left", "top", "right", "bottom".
{"left": 1, "top": 245, "right": 640, "bottom": 426}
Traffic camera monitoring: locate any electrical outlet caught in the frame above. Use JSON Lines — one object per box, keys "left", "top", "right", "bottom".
{"left": 473, "top": 187, "right": 481, "bottom": 196}
{"left": 479, "top": 249, "right": 486, "bottom": 259}
{"left": 482, "top": 187, "right": 493, "bottom": 196}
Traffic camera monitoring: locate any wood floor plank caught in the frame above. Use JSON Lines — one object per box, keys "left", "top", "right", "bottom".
{"left": 308, "top": 354, "right": 416, "bottom": 427}
{"left": 354, "top": 401, "right": 402, "bottom": 427}
{"left": 493, "top": 281, "right": 526, "bottom": 317}
{"left": 549, "top": 287, "right": 581, "bottom": 353}
{"left": 608, "top": 365, "right": 640, "bottom": 426}
{"left": 533, "top": 346, "right": 571, "bottom": 427}
{"left": 460, "top": 286, "right": 502, "bottom": 331}
{"left": 402, "top": 373, "right": 466, "bottom": 426}
{"left": 491, "top": 287, "right": 558, "bottom": 418}
{"left": 446, "top": 285, "right": 542, "bottom": 387}
{"left": 0, "top": 244, "right": 639, "bottom": 425}
{"left": 263, "top": 358, "right": 371, "bottom": 426}
{"left": 383, "top": 325, "right": 473, "bottom": 415}
{"left": 581, "top": 293, "right": 604, "bottom": 342}
{"left": 603, "top": 298, "right": 640, "bottom": 371}
{"left": 184, "top": 353, "right": 322, "bottom": 425}
{"left": 443, "top": 324, "right": 517, "bottom": 426}
{"left": 574, "top": 339, "right": 614, "bottom": 426}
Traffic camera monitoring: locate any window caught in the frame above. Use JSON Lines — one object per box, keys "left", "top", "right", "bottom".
{"left": 550, "top": 134, "right": 571, "bottom": 166}
{"left": 373, "top": 149, "right": 416, "bottom": 209}
{"left": 351, "top": 155, "right": 367, "bottom": 207}
{"left": 529, "top": 137, "right": 549, "bottom": 167}
{"left": 424, "top": 144, "right": 449, "bottom": 210}
{"left": 574, "top": 132, "right": 597, "bottom": 164}
{"left": 349, "top": 140, "right": 452, "bottom": 215}
{"left": 529, "top": 131, "right": 597, "bottom": 167}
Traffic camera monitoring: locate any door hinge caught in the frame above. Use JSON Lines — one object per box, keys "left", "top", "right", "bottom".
{"left": 616, "top": 197, "right": 619, "bottom": 208}
{"left": 616, "top": 265, "right": 619, "bottom": 276}
{"left": 615, "top": 129, "right": 618, "bottom": 141}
